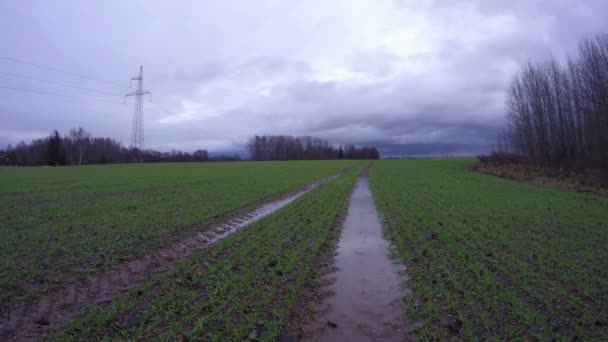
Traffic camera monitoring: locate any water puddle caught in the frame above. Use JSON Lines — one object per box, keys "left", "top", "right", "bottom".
{"left": 302, "top": 177, "right": 412, "bottom": 341}
{"left": 0, "top": 174, "right": 339, "bottom": 341}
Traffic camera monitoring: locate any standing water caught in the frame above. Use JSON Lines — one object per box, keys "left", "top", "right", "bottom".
{"left": 303, "top": 177, "right": 412, "bottom": 341}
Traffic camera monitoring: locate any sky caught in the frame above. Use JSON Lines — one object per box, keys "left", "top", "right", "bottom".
{"left": 1, "top": 0, "right": 607, "bottom": 157}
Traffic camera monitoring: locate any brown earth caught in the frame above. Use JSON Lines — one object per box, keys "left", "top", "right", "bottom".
{"left": 473, "top": 163, "right": 608, "bottom": 196}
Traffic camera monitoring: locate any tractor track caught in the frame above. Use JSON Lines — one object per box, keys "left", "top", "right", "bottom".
{"left": 0, "top": 174, "right": 340, "bottom": 341}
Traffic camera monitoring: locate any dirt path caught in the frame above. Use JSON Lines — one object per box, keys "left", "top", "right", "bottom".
{"left": 302, "top": 177, "right": 413, "bottom": 342}
{"left": 0, "top": 175, "right": 338, "bottom": 341}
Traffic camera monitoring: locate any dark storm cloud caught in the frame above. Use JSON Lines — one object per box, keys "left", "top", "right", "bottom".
{"left": 1, "top": 0, "right": 607, "bottom": 156}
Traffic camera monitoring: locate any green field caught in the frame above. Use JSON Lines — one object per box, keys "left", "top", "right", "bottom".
{"left": 1, "top": 159, "right": 606, "bottom": 340}
{"left": 0, "top": 161, "right": 356, "bottom": 309}
{"left": 52, "top": 163, "right": 365, "bottom": 341}
{"left": 370, "top": 158, "right": 608, "bottom": 340}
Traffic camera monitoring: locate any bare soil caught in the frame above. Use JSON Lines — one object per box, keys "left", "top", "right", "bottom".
{"left": 473, "top": 163, "right": 608, "bottom": 196}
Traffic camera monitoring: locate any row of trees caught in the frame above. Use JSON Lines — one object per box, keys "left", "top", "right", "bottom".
{"left": 0, "top": 127, "right": 209, "bottom": 166}
{"left": 247, "top": 135, "right": 379, "bottom": 160}
{"left": 1, "top": 131, "right": 380, "bottom": 166}
{"left": 498, "top": 34, "right": 608, "bottom": 175}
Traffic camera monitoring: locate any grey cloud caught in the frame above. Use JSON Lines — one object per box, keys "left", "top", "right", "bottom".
{"left": 1, "top": 0, "right": 607, "bottom": 157}
{"left": 172, "top": 61, "right": 226, "bottom": 83}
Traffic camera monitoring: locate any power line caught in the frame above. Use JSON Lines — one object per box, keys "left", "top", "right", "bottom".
{"left": 0, "top": 85, "right": 126, "bottom": 105}
{"left": 2, "top": 57, "right": 178, "bottom": 115}
{"left": 151, "top": 102, "right": 172, "bottom": 114}
{"left": 0, "top": 56, "right": 126, "bottom": 89}
{"left": 125, "top": 98, "right": 173, "bottom": 115}
{"left": 0, "top": 70, "right": 123, "bottom": 97}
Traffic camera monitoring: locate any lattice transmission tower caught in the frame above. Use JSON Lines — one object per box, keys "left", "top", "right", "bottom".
{"left": 126, "top": 66, "right": 151, "bottom": 158}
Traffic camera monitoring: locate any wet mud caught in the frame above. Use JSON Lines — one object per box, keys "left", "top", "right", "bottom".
{"left": 0, "top": 175, "right": 338, "bottom": 341}
{"left": 302, "top": 177, "right": 413, "bottom": 342}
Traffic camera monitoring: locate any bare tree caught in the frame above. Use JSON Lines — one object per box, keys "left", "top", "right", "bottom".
{"left": 247, "top": 135, "right": 379, "bottom": 161}
{"left": 1, "top": 127, "right": 210, "bottom": 166}
{"left": 500, "top": 34, "right": 608, "bottom": 176}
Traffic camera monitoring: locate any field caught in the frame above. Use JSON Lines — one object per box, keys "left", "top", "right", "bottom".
{"left": 1, "top": 158, "right": 607, "bottom": 341}
{"left": 370, "top": 158, "right": 608, "bottom": 340}
{"left": 52, "top": 163, "right": 364, "bottom": 341}
{"left": 0, "top": 161, "right": 356, "bottom": 310}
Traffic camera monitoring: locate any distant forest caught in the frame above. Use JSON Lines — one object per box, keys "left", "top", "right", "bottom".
{"left": 0, "top": 127, "right": 212, "bottom": 166}
{"left": 495, "top": 34, "right": 608, "bottom": 176}
{"left": 0, "top": 129, "right": 380, "bottom": 166}
{"left": 247, "top": 135, "right": 379, "bottom": 161}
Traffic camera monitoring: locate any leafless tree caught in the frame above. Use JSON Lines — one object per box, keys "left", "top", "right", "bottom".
{"left": 0, "top": 127, "right": 209, "bottom": 166}
{"left": 247, "top": 135, "right": 379, "bottom": 161}
{"left": 500, "top": 34, "right": 608, "bottom": 176}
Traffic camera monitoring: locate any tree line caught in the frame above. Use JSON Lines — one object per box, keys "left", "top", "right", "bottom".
{"left": 0, "top": 130, "right": 379, "bottom": 166}
{"left": 247, "top": 135, "right": 379, "bottom": 160}
{"left": 496, "top": 34, "right": 608, "bottom": 176}
{"left": 0, "top": 127, "right": 209, "bottom": 166}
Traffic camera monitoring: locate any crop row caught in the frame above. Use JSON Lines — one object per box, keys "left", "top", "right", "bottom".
{"left": 0, "top": 161, "right": 356, "bottom": 310}
{"left": 369, "top": 158, "right": 608, "bottom": 340}
{"left": 0, "top": 161, "right": 354, "bottom": 206}
{"left": 50, "top": 164, "right": 364, "bottom": 341}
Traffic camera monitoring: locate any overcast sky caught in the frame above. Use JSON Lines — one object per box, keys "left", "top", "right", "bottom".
{"left": 1, "top": 1, "right": 607, "bottom": 156}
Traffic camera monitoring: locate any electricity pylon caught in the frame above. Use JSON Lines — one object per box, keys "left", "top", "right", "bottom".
{"left": 126, "top": 66, "right": 151, "bottom": 161}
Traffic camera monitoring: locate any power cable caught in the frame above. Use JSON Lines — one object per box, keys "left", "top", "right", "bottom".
{"left": 151, "top": 102, "right": 172, "bottom": 114}
{"left": 0, "top": 56, "right": 126, "bottom": 89}
{"left": 0, "top": 70, "right": 123, "bottom": 97}
{"left": 125, "top": 97, "right": 173, "bottom": 114}
{"left": 0, "top": 85, "right": 126, "bottom": 105}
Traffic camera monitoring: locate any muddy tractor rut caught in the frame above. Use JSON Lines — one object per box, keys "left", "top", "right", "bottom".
{"left": 300, "top": 176, "right": 417, "bottom": 342}
{"left": 0, "top": 174, "right": 339, "bottom": 341}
